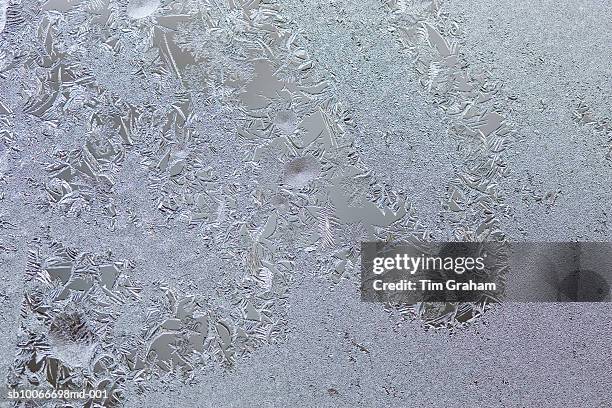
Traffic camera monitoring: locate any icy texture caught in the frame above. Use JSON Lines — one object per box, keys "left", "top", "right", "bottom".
{"left": 445, "top": 0, "right": 612, "bottom": 241}
{"left": 2, "top": 0, "right": 428, "bottom": 404}
{"left": 1, "top": 0, "right": 610, "bottom": 406}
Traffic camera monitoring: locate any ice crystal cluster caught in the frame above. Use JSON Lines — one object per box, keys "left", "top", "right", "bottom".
{"left": 0, "top": 0, "right": 547, "bottom": 406}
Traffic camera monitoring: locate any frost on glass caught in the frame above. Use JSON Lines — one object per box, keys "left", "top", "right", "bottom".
{"left": 1, "top": 0, "right": 525, "bottom": 404}
{"left": 8, "top": 236, "right": 140, "bottom": 406}
{"left": 379, "top": 0, "right": 514, "bottom": 328}
{"left": 573, "top": 99, "right": 612, "bottom": 160}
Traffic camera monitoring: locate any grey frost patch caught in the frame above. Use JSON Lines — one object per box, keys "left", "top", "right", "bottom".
{"left": 126, "top": 0, "right": 161, "bottom": 19}
{"left": 282, "top": 156, "right": 321, "bottom": 188}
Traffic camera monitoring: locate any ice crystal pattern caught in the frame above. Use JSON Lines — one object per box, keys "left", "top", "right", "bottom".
{"left": 1, "top": 0, "right": 518, "bottom": 405}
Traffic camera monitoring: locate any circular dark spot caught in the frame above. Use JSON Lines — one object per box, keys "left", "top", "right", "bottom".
{"left": 282, "top": 156, "right": 321, "bottom": 188}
